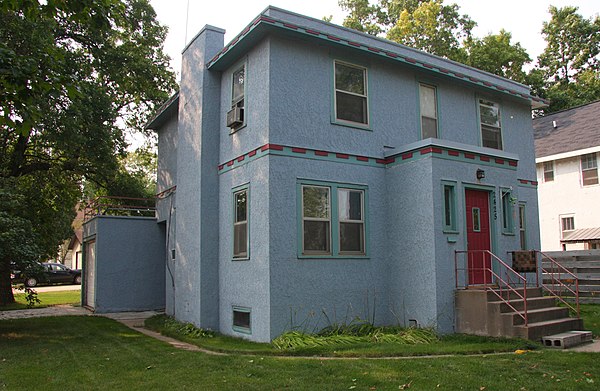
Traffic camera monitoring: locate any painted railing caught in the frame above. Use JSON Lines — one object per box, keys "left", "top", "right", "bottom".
{"left": 455, "top": 250, "right": 528, "bottom": 326}
{"left": 537, "top": 251, "right": 580, "bottom": 317}
{"left": 84, "top": 196, "right": 155, "bottom": 221}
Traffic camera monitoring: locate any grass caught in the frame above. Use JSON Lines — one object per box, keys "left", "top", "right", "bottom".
{"left": 0, "top": 316, "right": 598, "bottom": 390}
{"left": 0, "top": 290, "right": 81, "bottom": 311}
{"left": 580, "top": 303, "right": 600, "bottom": 337}
{"left": 145, "top": 314, "right": 539, "bottom": 357}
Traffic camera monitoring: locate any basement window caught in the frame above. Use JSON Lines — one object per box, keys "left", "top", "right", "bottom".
{"left": 232, "top": 307, "right": 251, "bottom": 333}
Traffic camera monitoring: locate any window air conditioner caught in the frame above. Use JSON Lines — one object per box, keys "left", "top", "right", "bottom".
{"left": 226, "top": 107, "right": 244, "bottom": 128}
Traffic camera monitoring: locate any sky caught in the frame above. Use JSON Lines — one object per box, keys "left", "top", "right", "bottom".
{"left": 150, "top": 0, "right": 599, "bottom": 78}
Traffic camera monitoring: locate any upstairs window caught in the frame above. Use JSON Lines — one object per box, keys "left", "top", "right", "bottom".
{"left": 420, "top": 84, "right": 438, "bottom": 138}
{"left": 233, "top": 188, "right": 248, "bottom": 259}
{"left": 334, "top": 61, "right": 368, "bottom": 126}
{"left": 543, "top": 161, "right": 554, "bottom": 182}
{"left": 581, "top": 153, "right": 598, "bottom": 186}
{"left": 228, "top": 65, "right": 245, "bottom": 130}
{"left": 479, "top": 99, "right": 502, "bottom": 150}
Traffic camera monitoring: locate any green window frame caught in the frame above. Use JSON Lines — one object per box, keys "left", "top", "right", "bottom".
{"left": 442, "top": 181, "right": 458, "bottom": 233}
{"left": 479, "top": 99, "right": 503, "bottom": 150}
{"left": 518, "top": 203, "right": 527, "bottom": 250}
{"left": 333, "top": 61, "right": 369, "bottom": 127}
{"left": 232, "top": 184, "right": 249, "bottom": 260}
{"left": 501, "top": 188, "right": 514, "bottom": 234}
{"left": 420, "top": 83, "right": 438, "bottom": 139}
{"left": 232, "top": 306, "right": 251, "bottom": 334}
{"left": 298, "top": 180, "right": 368, "bottom": 258}
{"left": 230, "top": 62, "right": 246, "bottom": 130}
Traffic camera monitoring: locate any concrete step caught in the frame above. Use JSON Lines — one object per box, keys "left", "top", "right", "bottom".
{"left": 491, "top": 296, "right": 557, "bottom": 313}
{"left": 486, "top": 287, "right": 543, "bottom": 301}
{"left": 541, "top": 331, "right": 593, "bottom": 349}
{"left": 517, "top": 317, "right": 584, "bottom": 341}
{"left": 507, "top": 306, "right": 570, "bottom": 326}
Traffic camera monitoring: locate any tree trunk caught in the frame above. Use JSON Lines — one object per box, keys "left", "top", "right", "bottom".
{"left": 0, "top": 268, "right": 15, "bottom": 306}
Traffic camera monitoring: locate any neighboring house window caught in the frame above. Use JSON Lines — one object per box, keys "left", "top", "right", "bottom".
{"left": 543, "top": 161, "right": 554, "bottom": 182}
{"left": 338, "top": 189, "right": 365, "bottom": 254}
{"left": 229, "top": 65, "right": 245, "bottom": 129}
{"left": 519, "top": 203, "right": 526, "bottom": 250}
{"left": 300, "top": 181, "right": 367, "bottom": 257}
{"left": 233, "top": 187, "right": 248, "bottom": 259}
{"left": 561, "top": 216, "right": 575, "bottom": 238}
{"left": 420, "top": 84, "right": 438, "bottom": 138}
{"left": 442, "top": 181, "right": 457, "bottom": 232}
{"left": 479, "top": 99, "right": 502, "bottom": 150}
{"left": 232, "top": 307, "right": 251, "bottom": 333}
{"left": 334, "top": 61, "right": 368, "bottom": 126}
{"left": 581, "top": 153, "right": 598, "bottom": 186}
{"left": 501, "top": 189, "right": 514, "bottom": 234}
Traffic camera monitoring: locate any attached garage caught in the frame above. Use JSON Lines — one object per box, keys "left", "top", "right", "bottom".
{"left": 82, "top": 215, "right": 166, "bottom": 313}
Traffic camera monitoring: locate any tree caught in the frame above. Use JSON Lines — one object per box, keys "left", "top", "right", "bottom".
{"left": 0, "top": 0, "right": 176, "bottom": 305}
{"left": 339, "top": 0, "right": 475, "bottom": 61}
{"left": 536, "top": 6, "right": 600, "bottom": 113}
{"left": 463, "top": 30, "right": 531, "bottom": 84}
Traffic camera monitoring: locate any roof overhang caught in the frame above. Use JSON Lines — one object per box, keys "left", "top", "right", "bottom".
{"left": 536, "top": 145, "right": 600, "bottom": 163}
{"left": 207, "top": 7, "right": 546, "bottom": 109}
{"left": 145, "top": 92, "right": 180, "bottom": 131}
{"left": 561, "top": 227, "right": 600, "bottom": 243}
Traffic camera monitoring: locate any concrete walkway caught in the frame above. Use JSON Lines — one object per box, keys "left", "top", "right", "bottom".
{"left": 1, "top": 306, "right": 599, "bottom": 353}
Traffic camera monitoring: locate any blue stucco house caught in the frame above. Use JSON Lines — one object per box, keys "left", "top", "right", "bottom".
{"left": 100, "top": 6, "right": 558, "bottom": 342}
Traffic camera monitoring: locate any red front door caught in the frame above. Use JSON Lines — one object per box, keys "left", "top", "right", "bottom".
{"left": 465, "top": 189, "right": 492, "bottom": 284}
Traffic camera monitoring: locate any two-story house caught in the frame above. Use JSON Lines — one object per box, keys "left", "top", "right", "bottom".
{"left": 534, "top": 100, "right": 600, "bottom": 251}
{"left": 85, "top": 6, "right": 555, "bottom": 342}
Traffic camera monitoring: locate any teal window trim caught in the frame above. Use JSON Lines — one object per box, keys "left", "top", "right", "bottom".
{"left": 232, "top": 183, "right": 250, "bottom": 260}
{"left": 442, "top": 180, "right": 458, "bottom": 233}
{"left": 232, "top": 306, "right": 251, "bottom": 334}
{"left": 331, "top": 60, "right": 372, "bottom": 130}
{"left": 500, "top": 187, "right": 515, "bottom": 235}
{"left": 477, "top": 97, "right": 503, "bottom": 150}
{"left": 518, "top": 202, "right": 527, "bottom": 250}
{"left": 297, "top": 179, "right": 369, "bottom": 259}
{"left": 229, "top": 58, "right": 248, "bottom": 134}
{"left": 418, "top": 82, "right": 439, "bottom": 139}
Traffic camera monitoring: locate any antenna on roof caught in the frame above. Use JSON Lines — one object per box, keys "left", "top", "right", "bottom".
{"left": 184, "top": 0, "right": 190, "bottom": 45}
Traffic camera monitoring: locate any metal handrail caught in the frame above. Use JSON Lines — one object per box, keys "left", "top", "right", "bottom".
{"left": 537, "top": 250, "right": 580, "bottom": 317}
{"left": 455, "top": 250, "right": 528, "bottom": 325}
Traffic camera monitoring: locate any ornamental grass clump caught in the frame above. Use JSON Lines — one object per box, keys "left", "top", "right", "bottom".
{"left": 162, "top": 317, "right": 215, "bottom": 339}
{"left": 272, "top": 323, "right": 438, "bottom": 350}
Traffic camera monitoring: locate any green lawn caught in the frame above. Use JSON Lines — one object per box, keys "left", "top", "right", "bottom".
{"left": 580, "top": 303, "right": 600, "bottom": 337}
{"left": 0, "top": 316, "right": 597, "bottom": 390}
{"left": 0, "top": 290, "right": 81, "bottom": 311}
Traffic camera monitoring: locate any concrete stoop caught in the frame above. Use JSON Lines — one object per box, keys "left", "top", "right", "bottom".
{"left": 456, "top": 287, "right": 590, "bottom": 346}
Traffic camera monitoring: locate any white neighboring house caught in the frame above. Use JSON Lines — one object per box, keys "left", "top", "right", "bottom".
{"left": 534, "top": 100, "right": 600, "bottom": 251}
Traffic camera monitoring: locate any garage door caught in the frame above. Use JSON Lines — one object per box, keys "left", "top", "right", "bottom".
{"left": 84, "top": 240, "right": 96, "bottom": 309}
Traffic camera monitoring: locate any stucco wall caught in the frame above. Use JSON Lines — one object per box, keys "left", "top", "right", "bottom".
{"left": 537, "top": 156, "right": 600, "bottom": 250}
{"left": 156, "top": 112, "right": 178, "bottom": 223}
{"left": 83, "top": 216, "right": 165, "bottom": 313}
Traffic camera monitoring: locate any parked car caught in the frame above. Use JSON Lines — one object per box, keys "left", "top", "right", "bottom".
{"left": 12, "top": 262, "right": 82, "bottom": 287}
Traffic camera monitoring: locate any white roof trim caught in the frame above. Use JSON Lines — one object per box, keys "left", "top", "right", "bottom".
{"left": 536, "top": 145, "right": 600, "bottom": 163}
